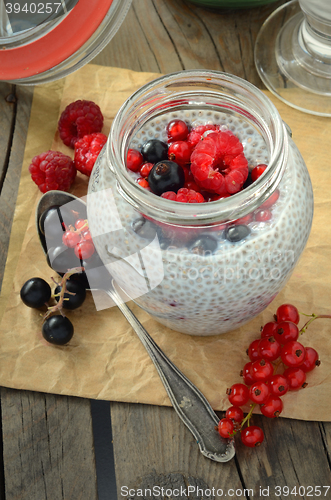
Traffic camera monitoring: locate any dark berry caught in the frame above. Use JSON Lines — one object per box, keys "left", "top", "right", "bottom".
{"left": 243, "top": 171, "right": 253, "bottom": 189}
{"left": 20, "top": 277, "right": 51, "bottom": 308}
{"left": 47, "top": 245, "right": 82, "bottom": 273}
{"left": 141, "top": 139, "right": 168, "bottom": 164}
{"left": 224, "top": 224, "right": 251, "bottom": 243}
{"left": 131, "top": 218, "right": 158, "bottom": 240}
{"left": 148, "top": 160, "right": 185, "bottom": 196}
{"left": 54, "top": 281, "right": 86, "bottom": 310}
{"left": 82, "top": 253, "right": 111, "bottom": 290}
{"left": 190, "top": 235, "right": 218, "bottom": 256}
{"left": 42, "top": 316, "right": 74, "bottom": 345}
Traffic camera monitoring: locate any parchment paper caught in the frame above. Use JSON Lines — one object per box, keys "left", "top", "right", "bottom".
{"left": 0, "top": 64, "right": 330, "bottom": 421}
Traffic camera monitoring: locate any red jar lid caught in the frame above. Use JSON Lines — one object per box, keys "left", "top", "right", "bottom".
{"left": 0, "top": 0, "right": 114, "bottom": 80}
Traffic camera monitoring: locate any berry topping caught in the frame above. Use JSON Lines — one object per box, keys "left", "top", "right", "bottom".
{"left": 189, "top": 235, "right": 218, "bottom": 255}
{"left": 224, "top": 224, "right": 250, "bottom": 243}
{"left": 251, "top": 164, "right": 267, "bottom": 182}
{"left": 42, "top": 315, "right": 74, "bottom": 345}
{"left": 140, "top": 162, "right": 154, "bottom": 178}
{"left": 148, "top": 160, "right": 185, "bottom": 195}
{"left": 131, "top": 218, "right": 157, "bottom": 240}
{"left": 167, "top": 120, "right": 189, "bottom": 142}
{"left": 241, "top": 426, "right": 264, "bottom": 447}
{"left": 58, "top": 100, "right": 104, "bottom": 148}
{"left": 255, "top": 209, "right": 272, "bottom": 222}
{"left": 74, "top": 133, "right": 107, "bottom": 177}
{"left": 137, "top": 178, "right": 150, "bottom": 189}
{"left": 29, "top": 151, "right": 76, "bottom": 193}
{"left": 127, "top": 149, "right": 144, "bottom": 172}
{"left": 141, "top": 139, "right": 168, "bottom": 164}
{"left": 54, "top": 280, "right": 86, "bottom": 310}
{"left": 276, "top": 303, "right": 300, "bottom": 325}
{"left": 20, "top": 277, "right": 51, "bottom": 308}
{"left": 168, "top": 141, "right": 192, "bottom": 166}
{"left": 161, "top": 188, "right": 204, "bottom": 203}
{"left": 190, "top": 130, "right": 248, "bottom": 195}
{"left": 187, "top": 124, "right": 218, "bottom": 148}
{"left": 260, "top": 189, "right": 280, "bottom": 210}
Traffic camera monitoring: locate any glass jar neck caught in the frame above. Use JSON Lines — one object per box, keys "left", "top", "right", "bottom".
{"left": 107, "top": 70, "right": 288, "bottom": 226}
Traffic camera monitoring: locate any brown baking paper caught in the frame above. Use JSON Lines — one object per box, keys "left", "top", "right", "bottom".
{"left": 0, "top": 64, "right": 330, "bottom": 421}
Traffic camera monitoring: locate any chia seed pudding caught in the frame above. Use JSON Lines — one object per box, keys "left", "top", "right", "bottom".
{"left": 87, "top": 72, "right": 314, "bottom": 336}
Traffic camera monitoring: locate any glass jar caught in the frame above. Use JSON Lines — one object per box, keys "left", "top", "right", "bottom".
{"left": 0, "top": 0, "right": 131, "bottom": 84}
{"left": 87, "top": 70, "right": 313, "bottom": 336}
{"left": 184, "top": 0, "right": 279, "bottom": 9}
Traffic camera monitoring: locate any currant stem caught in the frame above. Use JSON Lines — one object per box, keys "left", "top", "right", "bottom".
{"left": 299, "top": 314, "right": 331, "bottom": 335}
{"left": 43, "top": 267, "right": 83, "bottom": 319}
{"left": 230, "top": 404, "right": 256, "bottom": 437}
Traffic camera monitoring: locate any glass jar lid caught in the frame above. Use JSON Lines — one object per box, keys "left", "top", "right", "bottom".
{"left": 0, "top": 0, "right": 132, "bottom": 84}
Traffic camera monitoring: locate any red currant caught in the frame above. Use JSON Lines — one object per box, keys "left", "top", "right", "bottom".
{"left": 75, "top": 219, "right": 87, "bottom": 230}
{"left": 62, "top": 229, "right": 80, "bottom": 248}
{"left": 281, "top": 340, "right": 306, "bottom": 367}
{"left": 261, "top": 321, "right": 278, "bottom": 338}
{"left": 276, "top": 303, "right": 300, "bottom": 325}
{"left": 81, "top": 229, "right": 92, "bottom": 241}
{"left": 74, "top": 240, "right": 95, "bottom": 260}
{"left": 241, "top": 426, "right": 264, "bottom": 447}
{"left": 247, "top": 339, "right": 261, "bottom": 362}
{"left": 168, "top": 141, "right": 192, "bottom": 165}
{"left": 226, "top": 406, "right": 244, "bottom": 423}
{"left": 249, "top": 382, "right": 270, "bottom": 404}
{"left": 274, "top": 321, "right": 299, "bottom": 345}
{"left": 257, "top": 336, "right": 281, "bottom": 362}
{"left": 140, "top": 162, "right": 154, "bottom": 178}
{"left": 301, "top": 347, "right": 320, "bottom": 372}
{"left": 254, "top": 209, "right": 272, "bottom": 222}
{"left": 260, "top": 395, "right": 283, "bottom": 418}
{"left": 250, "top": 359, "right": 274, "bottom": 382}
{"left": 269, "top": 374, "right": 289, "bottom": 397}
{"left": 241, "top": 362, "right": 255, "bottom": 385}
{"left": 166, "top": 119, "right": 189, "bottom": 142}
{"left": 251, "top": 164, "right": 267, "bottom": 182}
{"left": 284, "top": 367, "right": 307, "bottom": 390}
{"left": 127, "top": 148, "right": 143, "bottom": 172}
{"left": 137, "top": 177, "right": 150, "bottom": 189}
{"left": 226, "top": 383, "right": 250, "bottom": 406}
{"left": 260, "top": 189, "right": 280, "bottom": 210}
{"left": 217, "top": 418, "right": 234, "bottom": 438}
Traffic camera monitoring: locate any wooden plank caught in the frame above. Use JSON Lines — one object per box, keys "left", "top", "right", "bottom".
{"left": 111, "top": 402, "right": 248, "bottom": 499}
{"left": 0, "top": 82, "right": 15, "bottom": 189}
{"left": 1, "top": 389, "right": 98, "bottom": 500}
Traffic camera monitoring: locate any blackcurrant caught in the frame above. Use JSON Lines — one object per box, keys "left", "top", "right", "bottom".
{"left": 148, "top": 160, "right": 185, "bottom": 196}
{"left": 54, "top": 281, "right": 86, "bottom": 310}
{"left": 190, "top": 235, "right": 218, "bottom": 256}
{"left": 131, "top": 218, "right": 158, "bottom": 240}
{"left": 47, "top": 245, "right": 82, "bottom": 273}
{"left": 20, "top": 277, "right": 51, "bottom": 308}
{"left": 141, "top": 139, "right": 168, "bottom": 163}
{"left": 42, "top": 315, "right": 74, "bottom": 345}
{"left": 224, "top": 224, "right": 251, "bottom": 243}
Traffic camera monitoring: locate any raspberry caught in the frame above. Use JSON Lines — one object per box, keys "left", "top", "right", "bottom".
{"left": 161, "top": 188, "right": 204, "bottom": 203}
{"left": 29, "top": 151, "right": 76, "bottom": 193}
{"left": 58, "top": 100, "right": 104, "bottom": 148}
{"left": 74, "top": 133, "right": 107, "bottom": 177}
{"left": 187, "top": 124, "right": 218, "bottom": 148}
{"left": 190, "top": 130, "right": 248, "bottom": 195}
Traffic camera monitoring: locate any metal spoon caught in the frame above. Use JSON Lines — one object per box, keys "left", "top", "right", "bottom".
{"left": 36, "top": 190, "right": 235, "bottom": 463}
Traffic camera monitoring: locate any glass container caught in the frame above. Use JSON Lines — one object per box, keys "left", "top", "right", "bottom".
{"left": 87, "top": 70, "right": 314, "bottom": 336}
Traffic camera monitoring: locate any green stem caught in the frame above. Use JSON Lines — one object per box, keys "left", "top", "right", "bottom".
{"left": 299, "top": 314, "right": 331, "bottom": 335}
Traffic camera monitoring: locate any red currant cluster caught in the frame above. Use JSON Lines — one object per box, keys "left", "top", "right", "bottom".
{"left": 62, "top": 218, "right": 95, "bottom": 260}
{"left": 218, "top": 304, "right": 321, "bottom": 448}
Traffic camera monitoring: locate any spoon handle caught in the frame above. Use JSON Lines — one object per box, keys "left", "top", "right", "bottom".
{"left": 105, "top": 286, "right": 235, "bottom": 463}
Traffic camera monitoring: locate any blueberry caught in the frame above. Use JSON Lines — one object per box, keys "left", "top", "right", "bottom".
{"left": 148, "top": 160, "right": 185, "bottom": 196}
{"left": 225, "top": 224, "right": 251, "bottom": 242}
{"left": 54, "top": 281, "right": 86, "bottom": 310}
{"left": 190, "top": 235, "right": 218, "bottom": 256}
{"left": 42, "top": 316, "right": 74, "bottom": 345}
{"left": 141, "top": 139, "right": 168, "bottom": 163}
{"left": 20, "top": 277, "right": 52, "bottom": 308}
{"left": 131, "top": 218, "right": 158, "bottom": 240}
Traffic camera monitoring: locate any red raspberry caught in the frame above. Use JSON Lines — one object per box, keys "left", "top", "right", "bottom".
{"left": 74, "top": 133, "right": 107, "bottom": 177}
{"left": 190, "top": 131, "right": 248, "bottom": 195}
{"left": 58, "top": 100, "right": 104, "bottom": 148}
{"left": 161, "top": 188, "right": 204, "bottom": 203}
{"left": 187, "top": 124, "right": 218, "bottom": 148}
{"left": 29, "top": 151, "right": 76, "bottom": 193}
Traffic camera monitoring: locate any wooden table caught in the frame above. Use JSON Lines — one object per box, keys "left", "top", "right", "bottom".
{"left": 1, "top": 1, "right": 331, "bottom": 498}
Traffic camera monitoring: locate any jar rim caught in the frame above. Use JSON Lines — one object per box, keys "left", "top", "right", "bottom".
{"left": 107, "top": 69, "right": 288, "bottom": 226}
